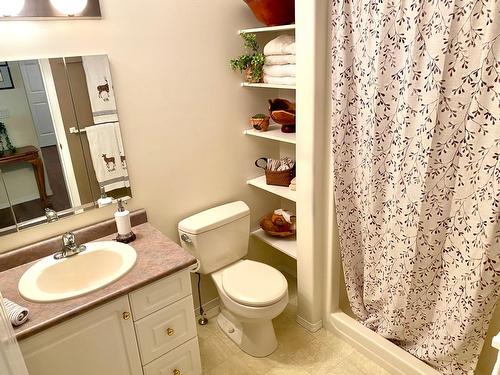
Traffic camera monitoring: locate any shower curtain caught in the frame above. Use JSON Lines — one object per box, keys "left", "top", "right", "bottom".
{"left": 331, "top": 0, "right": 500, "bottom": 373}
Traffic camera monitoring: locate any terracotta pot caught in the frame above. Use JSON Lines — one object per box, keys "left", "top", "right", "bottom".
{"left": 243, "top": 0, "right": 295, "bottom": 27}
{"left": 245, "top": 66, "right": 263, "bottom": 83}
{"left": 250, "top": 116, "right": 270, "bottom": 131}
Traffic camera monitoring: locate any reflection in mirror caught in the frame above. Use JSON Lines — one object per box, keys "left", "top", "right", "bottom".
{"left": 0, "top": 55, "right": 131, "bottom": 236}
{"left": 0, "top": 171, "right": 16, "bottom": 235}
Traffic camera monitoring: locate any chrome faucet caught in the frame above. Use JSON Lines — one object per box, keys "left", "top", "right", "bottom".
{"left": 54, "top": 232, "right": 86, "bottom": 260}
{"left": 45, "top": 208, "right": 58, "bottom": 223}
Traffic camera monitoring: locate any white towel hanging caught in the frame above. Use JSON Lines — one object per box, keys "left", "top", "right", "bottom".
{"left": 85, "top": 122, "right": 129, "bottom": 192}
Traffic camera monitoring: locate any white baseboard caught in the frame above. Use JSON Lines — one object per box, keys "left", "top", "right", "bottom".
{"left": 195, "top": 297, "right": 220, "bottom": 320}
{"left": 296, "top": 315, "right": 323, "bottom": 332}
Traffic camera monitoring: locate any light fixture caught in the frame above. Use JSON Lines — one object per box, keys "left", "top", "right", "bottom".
{"left": 0, "top": 0, "right": 25, "bottom": 16}
{"left": 49, "top": 0, "right": 88, "bottom": 16}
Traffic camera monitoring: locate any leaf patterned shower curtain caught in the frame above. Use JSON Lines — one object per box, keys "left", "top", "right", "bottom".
{"left": 331, "top": 0, "right": 500, "bottom": 373}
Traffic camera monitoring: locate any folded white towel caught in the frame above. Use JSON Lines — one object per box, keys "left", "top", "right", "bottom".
{"left": 264, "top": 35, "right": 296, "bottom": 56}
{"left": 263, "top": 75, "right": 296, "bottom": 86}
{"left": 265, "top": 54, "right": 296, "bottom": 65}
{"left": 263, "top": 64, "right": 296, "bottom": 77}
{"left": 2, "top": 298, "right": 29, "bottom": 327}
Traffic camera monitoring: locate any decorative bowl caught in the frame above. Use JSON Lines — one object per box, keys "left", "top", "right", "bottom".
{"left": 269, "top": 98, "right": 296, "bottom": 133}
{"left": 243, "top": 0, "right": 295, "bottom": 27}
{"left": 259, "top": 213, "right": 296, "bottom": 237}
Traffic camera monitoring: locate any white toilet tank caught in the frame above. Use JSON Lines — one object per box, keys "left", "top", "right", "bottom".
{"left": 178, "top": 201, "right": 250, "bottom": 274}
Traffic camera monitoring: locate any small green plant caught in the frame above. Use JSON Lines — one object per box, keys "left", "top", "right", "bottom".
{"left": 0, "top": 121, "right": 15, "bottom": 156}
{"left": 230, "top": 33, "right": 265, "bottom": 83}
{"left": 252, "top": 113, "right": 268, "bottom": 118}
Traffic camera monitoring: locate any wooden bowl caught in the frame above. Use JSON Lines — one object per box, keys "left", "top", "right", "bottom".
{"left": 243, "top": 0, "right": 295, "bottom": 27}
{"left": 270, "top": 110, "right": 295, "bottom": 125}
{"left": 259, "top": 213, "right": 296, "bottom": 237}
{"left": 269, "top": 98, "right": 296, "bottom": 126}
{"left": 262, "top": 229, "right": 296, "bottom": 237}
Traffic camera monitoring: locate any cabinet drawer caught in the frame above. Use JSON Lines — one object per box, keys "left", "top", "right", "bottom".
{"left": 130, "top": 270, "right": 191, "bottom": 320}
{"left": 135, "top": 295, "right": 197, "bottom": 364}
{"left": 143, "top": 337, "right": 202, "bottom": 375}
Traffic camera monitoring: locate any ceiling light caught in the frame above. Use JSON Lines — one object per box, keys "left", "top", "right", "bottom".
{"left": 0, "top": 0, "right": 25, "bottom": 16}
{"left": 50, "top": 0, "right": 88, "bottom": 16}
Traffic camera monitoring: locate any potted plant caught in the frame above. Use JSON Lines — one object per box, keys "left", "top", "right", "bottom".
{"left": 250, "top": 113, "right": 270, "bottom": 131}
{"left": 230, "top": 33, "right": 265, "bottom": 83}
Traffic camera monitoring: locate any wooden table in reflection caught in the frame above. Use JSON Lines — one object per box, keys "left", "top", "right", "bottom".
{"left": 0, "top": 146, "right": 48, "bottom": 202}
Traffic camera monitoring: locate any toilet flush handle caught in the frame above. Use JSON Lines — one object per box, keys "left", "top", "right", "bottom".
{"left": 180, "top": 234, "right": 192, "bottom": 244}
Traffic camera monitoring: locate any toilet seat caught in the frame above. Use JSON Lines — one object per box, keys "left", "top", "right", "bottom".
{"left": 221, "top": 260, "right": 288, "bottom": 307}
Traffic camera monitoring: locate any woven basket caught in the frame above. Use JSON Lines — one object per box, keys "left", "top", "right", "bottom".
{"left": 255, "top": 158, "right": 295, "bottom": 187}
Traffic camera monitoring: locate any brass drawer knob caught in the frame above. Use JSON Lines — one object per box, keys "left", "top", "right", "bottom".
{"left": 122, "top": 312, "right": 130, "bottom": 320}
{"left": 173, "top": 369, "right": 181, "bottom": 375}
{"left": 166, "top": 327, "right": 175, "bottom": 336}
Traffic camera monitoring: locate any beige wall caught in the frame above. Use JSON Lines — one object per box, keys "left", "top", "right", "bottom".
{"left": 0, "top": 62, "right": 40, "bottom": 206}
{"left": 0, "top": 1, "right": 286, "bottom": 306}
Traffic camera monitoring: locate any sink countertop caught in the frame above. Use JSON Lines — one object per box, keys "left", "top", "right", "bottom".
{"left": 0, "top": 223, "right": 197, "bottom": 340}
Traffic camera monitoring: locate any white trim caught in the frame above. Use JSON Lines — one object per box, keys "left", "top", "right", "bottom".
{"left": 329, "top": 312, "right": 440, "bottom": 375}
{"left": 38, "top": 59, "right": 81, "bottom": 208}
{"left": 296, "top": 315, "right": 322, "bottom": 333}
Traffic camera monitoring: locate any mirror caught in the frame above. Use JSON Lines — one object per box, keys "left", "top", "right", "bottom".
{"left": 0, "top": 55, "right": 131, "bottom": 236}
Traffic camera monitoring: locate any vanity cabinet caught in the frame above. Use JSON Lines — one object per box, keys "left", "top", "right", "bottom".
{"left": 20, "top": 296, "right": 142, "bottom": 375}
{"left": 20, "top": 269, "right": 202, "bottom": 375}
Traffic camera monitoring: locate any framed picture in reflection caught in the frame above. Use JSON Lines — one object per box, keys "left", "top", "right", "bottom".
{"left": 0, "top": 63, "right": 14, "bottom": 90}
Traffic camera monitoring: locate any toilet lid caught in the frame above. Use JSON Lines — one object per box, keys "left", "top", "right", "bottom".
{"left": 221, "top": 260, "right": 288, "bottom": 307}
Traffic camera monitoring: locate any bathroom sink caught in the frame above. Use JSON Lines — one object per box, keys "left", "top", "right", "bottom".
{"left": 18, "top": 241, "right": 137, "bottom": 303}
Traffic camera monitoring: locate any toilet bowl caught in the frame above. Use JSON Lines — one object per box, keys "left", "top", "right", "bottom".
{"left": 177, "top": 201, "right": 289, "bottom": 357}
{"left": 212, "top": 260, "right": 288, "bottom": 357}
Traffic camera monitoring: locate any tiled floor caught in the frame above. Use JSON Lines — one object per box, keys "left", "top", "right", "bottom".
{"left": 197, "top": 275, "right": 390, "bottom": 374}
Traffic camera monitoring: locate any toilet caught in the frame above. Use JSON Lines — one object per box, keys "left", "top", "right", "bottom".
{"left": 178, "top": 201, "right": 288, "bottom": 357}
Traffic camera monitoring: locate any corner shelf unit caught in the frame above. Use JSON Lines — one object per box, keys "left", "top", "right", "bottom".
{"left": 240, "top": 23, "right": 297, "bottom": 259}
{"left": 244, "top": 125, "right": 296, "bottom": 144}
{"left": 247, "top": 175, "right": 296, "bottom": 202}
{"left": 251, "top": 229, "right": 297, "bottom": 259}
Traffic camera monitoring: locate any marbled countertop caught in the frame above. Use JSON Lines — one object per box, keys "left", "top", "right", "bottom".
{"left": 0, "top": 223, "right": 197, "bottom": 340}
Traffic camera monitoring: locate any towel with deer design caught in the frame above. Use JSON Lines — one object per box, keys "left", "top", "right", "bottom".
{"left": 85, "top": 122, "right": 129, "bottom": 192}
{"left": 82, "top": 55, "right": 118, "bottom": 124}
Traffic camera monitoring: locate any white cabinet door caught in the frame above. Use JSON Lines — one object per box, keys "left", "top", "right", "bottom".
{"left": 20, "top": 296, "right": 142, "bottom": 375}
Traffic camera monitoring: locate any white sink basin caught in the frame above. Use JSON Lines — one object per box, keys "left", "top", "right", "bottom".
{"left": 18, "top": 241, "right": 137, "bottom": 303}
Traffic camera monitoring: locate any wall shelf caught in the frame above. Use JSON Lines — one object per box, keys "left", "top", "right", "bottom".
{"left": 251, "top": 229, "right": 297, "bottom": 259}
{"left": 247, "top": 175, "right": 296, "bottom": 202}
{"left": 238, "top": 24, "right": 295, "bottom": 34}
{"left": 241, "top": 82, "right": 296, "bottom": 90}
{"left": 244, "top": 125, "right": 296, "bottom": 144}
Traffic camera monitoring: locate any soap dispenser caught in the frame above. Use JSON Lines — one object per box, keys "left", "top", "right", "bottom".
{"left": 115, "top": 199, "right": 136, "bottom": 243}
